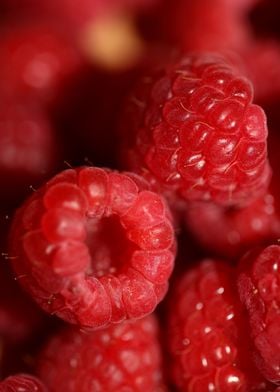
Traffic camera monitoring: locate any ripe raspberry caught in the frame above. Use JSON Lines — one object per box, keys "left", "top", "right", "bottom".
{"left": 171, "top": 0, "right": 251, "bottom": 52}
{"left": 119, "top": 52, "right": 270, "bottom": 207}
{"left": 0, "top": 374, "right": 47, "bottom": 392}
{"left": 0, "top": 100, "right": 58, "bottom": 206}
{"left": 237, "top": 245, "right": 280, "bottom": 383}
{"left": 0, "top": 23, "right": 82, "bottom": 103}
{"left": 185, "top": 192, "right": 280, "bottom": 259}
{"left": 241, "top": 40, "right": 280, "bottom": 103}
{"left": 37, "top": 314, "right": 166, "bottom": 392}
{"left": 9, "top": 167, "right": 175, "bottom": 329}
{"left": 166, "top": 259, "right": 270, "bottom": 391}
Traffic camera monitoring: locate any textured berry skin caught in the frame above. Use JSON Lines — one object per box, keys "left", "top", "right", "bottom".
{"left": 0, "top": 374, "right": 47, "bottom": 392}
{"left": 185, "top": 192, "right": 280, "bottom": 259}
{"left": 37, "top": 314, "right": 166, "bottom": 392}
{"left": 237, "top": 245, "right": 280, "bottom": 383}
{"left": 166, "top": 259, "right": 270, "bottom": 391}
{"left": 0, "top": 23, "right": 81, "bottom": 103}
{"left": 119, "top": 52, "right": 270, "bottom": 207}
{"left": 9, "top": 167, "right": 175, "bottom": 329}
{"left": 0, "top": 100, "right": 57, "bottom": 205}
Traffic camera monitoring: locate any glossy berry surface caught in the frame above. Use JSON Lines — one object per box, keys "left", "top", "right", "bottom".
{"left": 185, "top": 192, "right": 280, "bottom": 259}
{"left": 119, "top": 52, "right": 270, "bottom": 206}
{"left": 0, "top": 374, "right": 47, "bottom": 392}
{"left": 238, "top": 245, "right": 280, "bottom": 383}
{"left": 9, "top": 167, "right": 175, "bottom": 329}
{"left": 37, "top": 314, "right": 165, "bottom": 392}
{"left": 166, "top": 259, "right": 269, "bottom": 391}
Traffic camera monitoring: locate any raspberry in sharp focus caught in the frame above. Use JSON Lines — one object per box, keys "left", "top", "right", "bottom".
{"left": 119, "top": 52, "right": 271, "bottom": 207}
{"left": 0, "top": 374, "right": 47, "bottom": 392}
{"left": 166, "top": 259, "right": 270, "bottom": 391}
{"left": 9, "top": 167, "right": 176, "bottom": 329}
{"left": 37, "top": 314, "right": 166, "bottom": 392}
{"left": 237, "top": 245, "right": 280, "bottom": 383}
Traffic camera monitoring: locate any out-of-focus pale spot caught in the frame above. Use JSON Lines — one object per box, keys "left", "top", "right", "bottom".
{"left": 80, "top": 13, "right": 144, "bottom": 70}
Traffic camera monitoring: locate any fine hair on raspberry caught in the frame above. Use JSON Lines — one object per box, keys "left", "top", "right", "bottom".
{"left": 9, "top": 166, "right": 176, "bottom": 329}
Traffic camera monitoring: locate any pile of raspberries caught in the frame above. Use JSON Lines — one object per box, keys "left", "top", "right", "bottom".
{"left": 2, "top": 0, "right": 280, "bottom": 391}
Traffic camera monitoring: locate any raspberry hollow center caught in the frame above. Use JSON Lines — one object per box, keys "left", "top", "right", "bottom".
{"left": 85, "top": 215, "right": 136, "bottom": 277}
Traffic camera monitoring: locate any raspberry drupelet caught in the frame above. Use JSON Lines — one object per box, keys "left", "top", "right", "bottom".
{"left": 237, "top": 245, "right": 280, "bottom": 383}
{"left": 166, "top": 259, "right": 271, "bottom": 391}
{"left": 9, "top": 167, "right": 176, "bottom": 329}
{"left": 37, "top": 314, "right": 166, "bottom": 392}
{"left": 119, "top": 52, "right": 270, "bottom": 207}
{"left": 0, "top": 374, "right": 47, "bottom": 392}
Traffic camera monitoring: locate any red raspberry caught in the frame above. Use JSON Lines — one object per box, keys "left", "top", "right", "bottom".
{"left": 119, "top": 52, "right": 270, "bottom": 207}
{"left": 166, "top": 259, "right": 270, "bottom": 391}
{"left": 0, "top": 100, "right": 58, "bottom": 205}
{"left": 37, "top": 314, "right": 165, "bottom": 392}
{"left": 0, "top": 23, "right": 82, "bottom": 103}
{"left": 0, "top": 374, "right": 47, "bottom": 392}
{"left": 241, "top": 40, "right": 280, "bottom": 103}
{"left": 237, "top": 245, "right": 280, "bottom": 383}
{"left": 170, "top": 0, "right": 251, "bottom": 53}
{"left": 185, "top": 192, "right": 280, "bottom": 259}
{"left": 9, "top": 167, "right": 175, "bottom": 329}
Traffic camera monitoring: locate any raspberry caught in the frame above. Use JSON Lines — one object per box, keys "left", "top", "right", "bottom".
{"left": 0, "top": 100, "right": 58, "bottom": 206}
{"left": 37, "top": 314, "right": 165, "bottom": 391}
{"left": 166, "top": 259, "right": 270, "bottom": 391}
{"left": 237, "top": 245, "right": 280, "bottom": 383}
{"left": 185, "top": 192, "right": 280, "bottom": 259}
{"left": 241, "top": 40, "right": 280, "bottom": 103}
{"left": 0, "top": 23, "right": 82, "bottom": 103}
{"left": 119, "top": 52, "right": 270, "bottom": 207}
{"left": 9, "top": 167, "right": 175, "bottom": 329}
{"left": 172, "top": 0, "right": 251, "bottom": 52}
{"left": 0, "top": 374, "right": 47, "bottom": 392}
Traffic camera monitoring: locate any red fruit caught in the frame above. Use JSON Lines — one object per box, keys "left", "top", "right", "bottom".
{"left": 237, "top": 245, "right": 280, "bottom": 383}
{"left": 170, "top": 0, "right": 250, "bottom": 52}
{"left": 167, "top": 259, "right": 270, "bottom": 391}
{"left": 37, "top": 314, "right": 166, "bottom": 392}
{"left": 0, "top": 100, "right": 58, "bottom": 205}
{"left": 0, "top": 374, "right": 47, "bottom": 392}
{"left": 185, "top": 192, "right": 280, "bottom": 259}
{"left": 0, "top": 23, "right": 82, "bottom": 103}
{"left": 119, "top": 52, "right": 270, "bottom": 207}
{"left": 9, "top": 167, "right": 176, "bottom": 329}
{"left": 241, "top": 40, "right": 280, "bottom": 103}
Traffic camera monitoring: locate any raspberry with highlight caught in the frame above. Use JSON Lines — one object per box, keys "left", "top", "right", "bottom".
{"left": 166, "top": 259, "right": 270, "bottom": 391}
{"left": 37, "top": 314, "right": 166, "bottom": 392}
{"left": 9, "top": 167, "right": 175, "bottom": 329}
{"left": 237, "top": 245, "right": 280, "bottom": 383}
{"left": 119, "top": 52, "right": 270, "bottom": 207}
{"left": 0, "top": 374, "right": 47, "bottom": 392}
